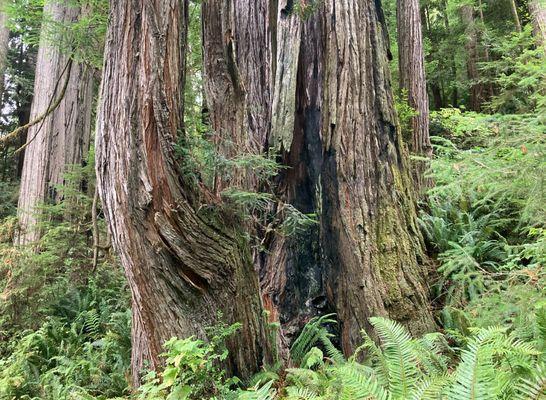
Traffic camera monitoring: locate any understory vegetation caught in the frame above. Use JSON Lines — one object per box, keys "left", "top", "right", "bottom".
{"left": 1, "top": 109, "right": 544, "bottom": 399}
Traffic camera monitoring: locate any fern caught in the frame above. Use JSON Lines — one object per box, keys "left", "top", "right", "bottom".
{"left": 290, "top": 314, "right": 343, "bottom": 366}
{"left": 284, "top": 386, "right": 322, "bottom": 400}
{"left": 237, "top": 380, "right": 276, "bottom": 400}
{"left": 513, "top": 364, "right": 546, "bottom": 400}
{"left": 409, "top": 375, "right": 451, "bottom": 400}
{"left": 334, "top": 363, "right": 391, "bottom": 400}
{"left": 369, "top": 317, "right": 419, "bottom": 398}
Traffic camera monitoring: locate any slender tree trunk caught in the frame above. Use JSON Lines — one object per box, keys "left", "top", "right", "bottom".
{"left": 431, "top": 84, "right": 444, "bottom": 109}
{"left": 441, "top": 0, "right": 459, "bottom": 107}
{"left": 529, "top": 0, "right": 546, "bottom": 49}
{"left": 461, "top": 4, "right": 484, "bottom": 111}
{"left": 477, "top": 0, "right": 495, "bottom": 100}
{"left": 510, "top": 0, "right": 522, "bottom": 32}
{"left": 16, "top": 2, "right": 93, "bottom": 245}
{"left": 96, "top": 0, "right": 272, "bottom": 385}
{"left": 397, "top": 0, "right": 432, "bottom": 190}
{"left": 0, "top": 0, "right": 9, "bottom": 102}
{"left": 321, "top": 0, "right": 435, "bottom": 355}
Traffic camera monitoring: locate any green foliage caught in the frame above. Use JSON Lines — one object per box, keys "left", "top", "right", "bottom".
{"left": 421, "top": 111, "right": 545, "bottom": 318}
{"left": 0, "top": 280, "right": 131, "bottom": 399}
{"left": 290, "top": 314, "right": 344, "bottom": 367}
{"left": 137, "top": 322, "right": 242, "bottom": 400}
{"left": 0, "top": 182, "right": 18, "bottom": 219}
{"left": 278, "top": 316, "right": 544, "bottom": 400}
{"left": 293, "top": 0, "right": 323, "bottom": 20}
{"left": 0, "top": 155, "right": 131, "bottom": 400}
{"left": 481, "top": 26, "right": 545, "bottom": 114}
{"left": 394, "top": 90, "right": 418, "bottom": 145}
{"left": 5, "top": 0, "right": 109, "bottom": 68}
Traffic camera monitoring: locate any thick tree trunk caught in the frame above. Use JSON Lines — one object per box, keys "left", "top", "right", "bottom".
{"left": 16, "top": 2, "right": 93, "bottom": 245}
{"left": 397, "top": 0, "right": 432, "bottom": 190}
{"left": 529, "top": 0, "right": 546, "bottom": 49}
{"left": 96, "top": 0, "right": 272, "bottom": 386}
{"left": 202, "top": 0, "right": 272, "bottom": 192}
{"left": 321, "top": 0, "right": 435, "bottom": 355}
{"left": 461, "top": 5, "right": 484, "bottom": 112}
{"left": 0, "top": 0, "right": 9, "bottom": 101}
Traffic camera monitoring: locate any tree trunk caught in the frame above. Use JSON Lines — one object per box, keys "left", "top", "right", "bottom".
{"left": 96, "top": 0, "right": 272, "bottom": 386}
{"left": 261, "top": 9, "right": 328, "bottom": 354}
{"left": 0, "top": 0, "right": 9, "bottom": 101}
{"left": 397, "top": 0, "right": 432, "bottom": 190}
{"left": 16, "top": 2, "right": 93, "bottom": 245}
{"left": 461, "top": 4, "right": 484, "bottom": 112}
{"left": 477, "top": 0, "right": 495, "bottom": 100}
{"left": 529, "top": 0, "right": 546, "bottom": 49}
{"left": 270, "top": 0, "right": 301, "bottom": 153}
{"left": 321, "top": 0, "right": 435, "bottom": 356}
{"left": 201, "top": 0, "right": 272, "bottom": 192}
{"left": 510, "top": 0, "right": 522, "bottom": 33}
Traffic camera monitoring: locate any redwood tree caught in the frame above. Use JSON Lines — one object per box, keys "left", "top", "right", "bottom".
{"left": 260, "top": 1, "right": 436, "bottom": 356}
{"left": 261, "top": 7, "right": 327, "bottom": 349}
{"left": 320, "top": 0, "right": 435, "bottom": 355}
{"left": 529, "top": 0, "right": 546, "bottom": 49}
{"left": 17, "top": 2, "right": 93, "bottom": 244}
{"left": 201, "top": 0, "right": 272, "bottom": 192}
{"left": 397, "top": 0, "right": 432, "bottom": 189}
{"left": 0, "top": 0, "right": 9, "bottom": 99}
{"left": 95, "top": 0, "right": 272, "bottom": 384}
{"left": 461, "top": 4, "right": 484, "bottom": 111}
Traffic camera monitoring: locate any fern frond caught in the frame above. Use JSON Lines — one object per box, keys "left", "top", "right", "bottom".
{"left": 355, "top": 330, "right": 389, "bottom": 387}
{"left": 334, "top": 363, "right": 391, "bottom": 400}
{"left": 410, "top": 375, "right": 451, "bottom": 400}
{"left": 285, "top": 386, "right": 321, "bottom": 400}
{"left": 290, "top": 314, "right": 343, "bottom": 366}
{"left": 237, "top": 380, "right": 276, "bottom": 400}
{"left": 369, "top": 317, "right": 419, "bottom": 398}
{"left": 448, "top": 326, "right": 504, "bottom": 400}
{"left": 513, "top": 365, "right": 546, "bottom": 400}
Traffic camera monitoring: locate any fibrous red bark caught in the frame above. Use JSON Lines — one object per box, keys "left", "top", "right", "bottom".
{"left": 260, "top": 1, "right": 435, "bottom": 357}
{"left": 461, "top": 4, "right": 484, "bottom": 112}
{"left": 202, "top": 0, "right": 272, "bottom": 193}
{"left": 320, "top": 0, "right": 435, "bottom": 355}
{"left": 397, "top": 0, "right": 432, "bottom": 189}
{"left": 16, "top": 2, "right": 93, "bottom": 245}
{"left": 96, "top": 0, "right": 272, "bottom": 385}
{"left": 529, "top": 0, "right": 546, "bottom": 49}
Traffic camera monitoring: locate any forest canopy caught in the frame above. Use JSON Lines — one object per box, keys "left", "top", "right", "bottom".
{"left": 0, "top": 0, "right": 544, "bottom": 399}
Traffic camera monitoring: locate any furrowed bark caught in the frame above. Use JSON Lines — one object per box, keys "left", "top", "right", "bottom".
{"left": 0, "top": 0, "right": 9, "bottom": 100}
{"left": 397, "top": 0, "right": 432, "bottom": 190}
{"left": 261, "top": 10, "right": 327, "bottom": 351}
{"left": 16, "top": 2, "right": 93, "bottom": 245}
{"left": 270, "top": 0, "right": 302, "bottom": 152}
{"left": 96, "top": 0, "right": 272, "bottom": 385}
{"left": 321, "top": 0, "right": 435, "bottom": 355}
{"left": 530, "top": 0, "right": 546, "bottom": 49}
{"left": 202, "top": 0, "right": 272, "bottom": 192}
{"left": 461, "top": 4, "right": 484, "bottom": 112}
